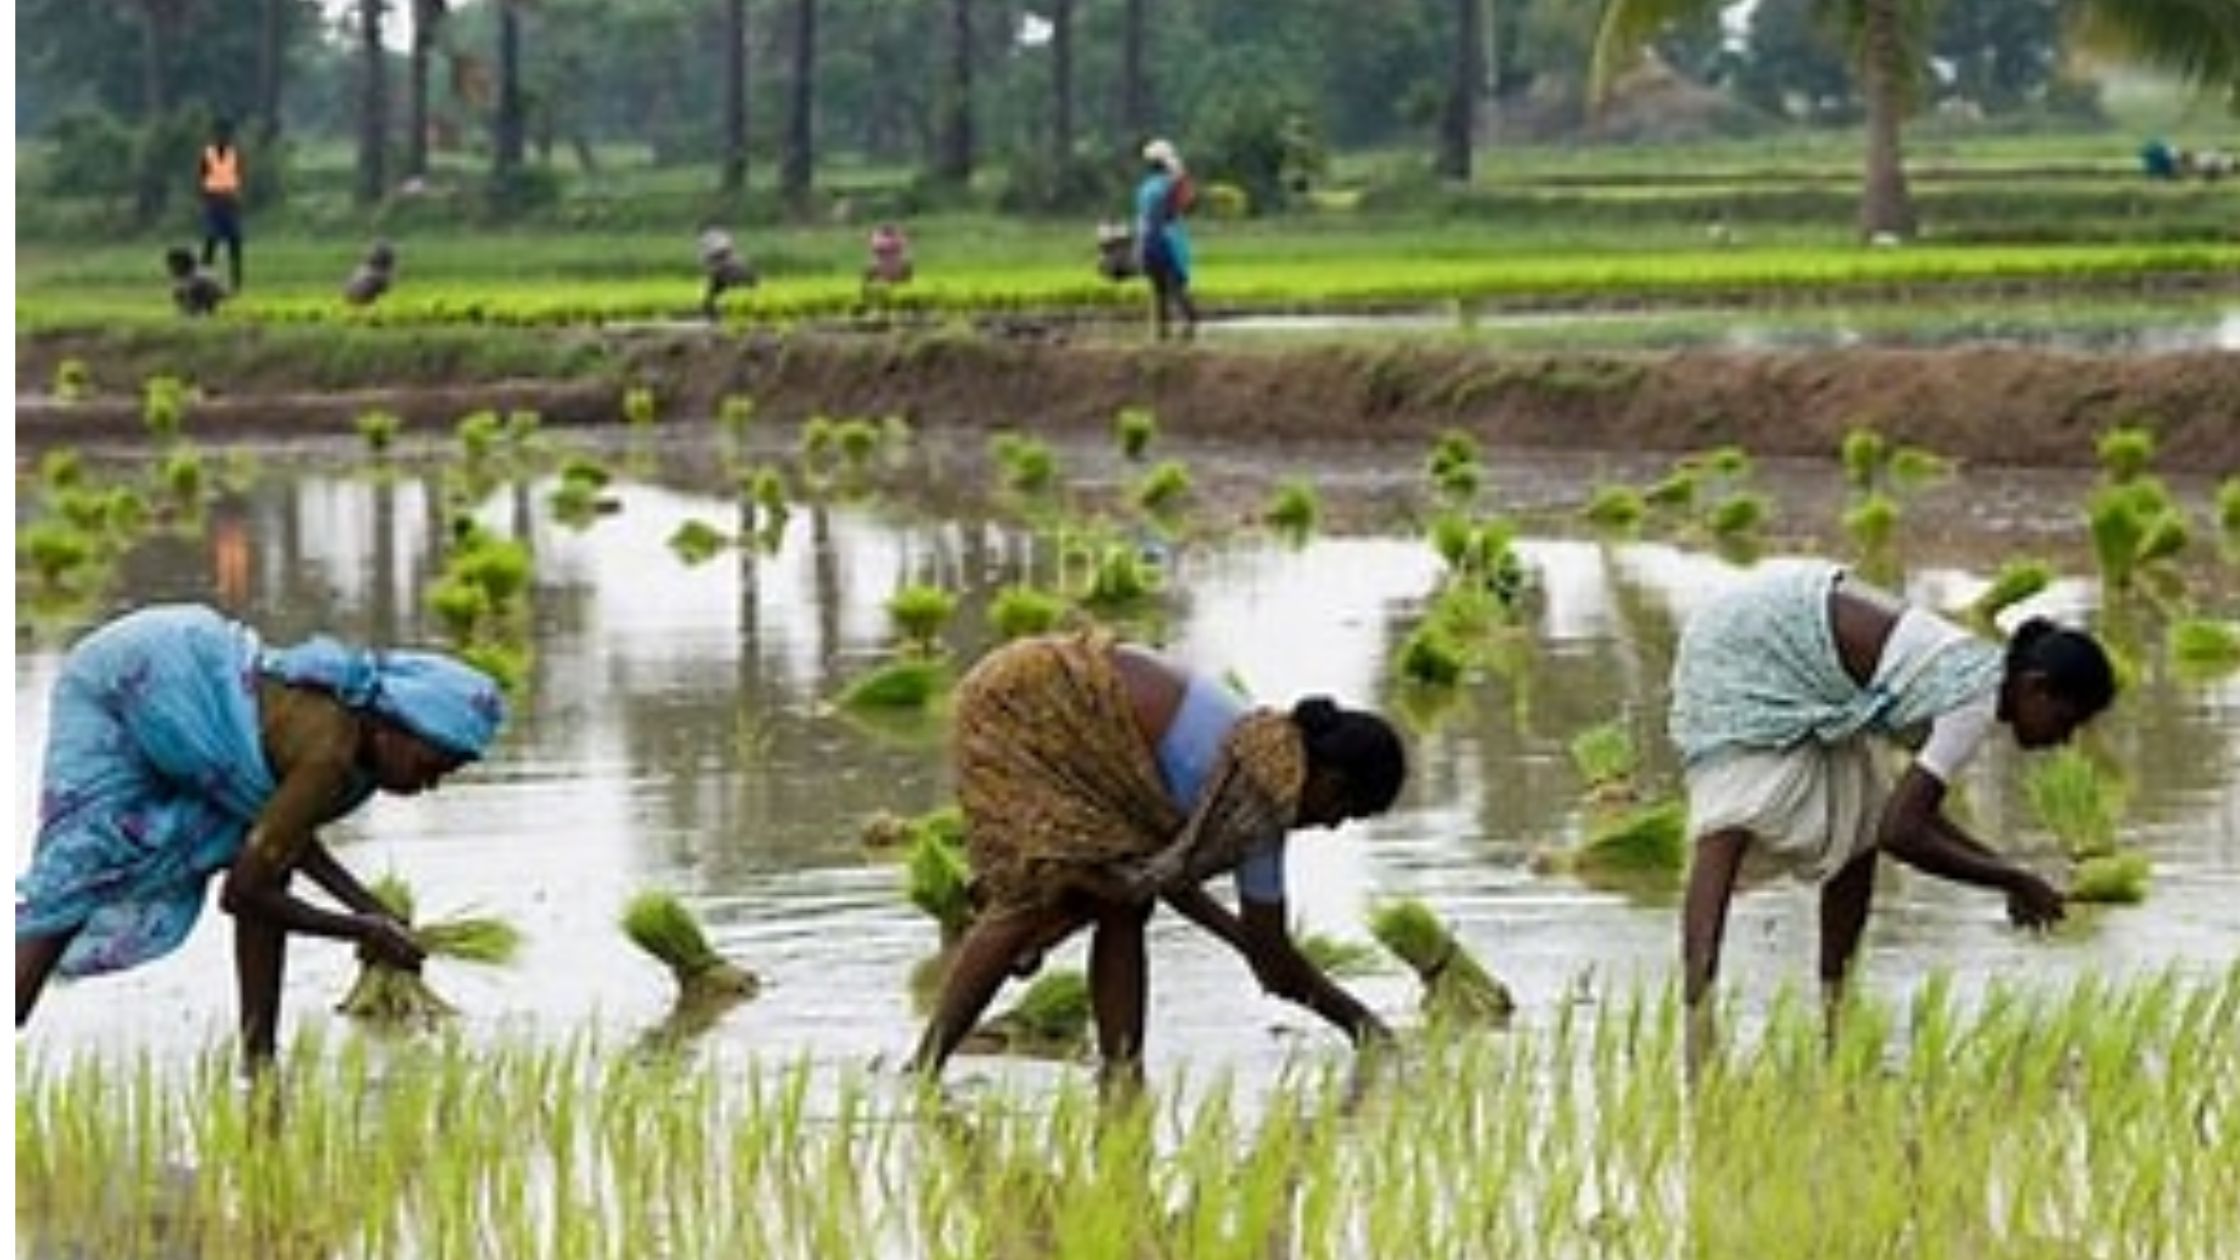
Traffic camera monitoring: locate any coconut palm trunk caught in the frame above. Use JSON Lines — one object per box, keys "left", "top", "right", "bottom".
{"left": 722, "top": 0, "right": 749, "bottom": 195}
{"left": 1438, "top": 0, "right": 1484, "bottom": 180}
{"left": 1855, "top": 0, "right": 1915, "bottom": 239}
{"left": 783, "top": 0, "right": 815, "bottom": 204}
{"left": 357, "top": 0, "right": 388, "bottom": 205}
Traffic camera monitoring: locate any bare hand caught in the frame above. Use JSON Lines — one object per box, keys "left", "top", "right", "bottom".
{"left": 2005, "top": 873, "right": 2066, "bottom": 931}
{"left": 355, "top": 915, "right": 427, "bottom": 971}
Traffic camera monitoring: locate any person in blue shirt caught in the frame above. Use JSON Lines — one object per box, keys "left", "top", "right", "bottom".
{"left": 1134, "top": 139, "right": 1200, "bottom": 341}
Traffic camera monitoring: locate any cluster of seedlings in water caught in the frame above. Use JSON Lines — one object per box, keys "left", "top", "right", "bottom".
{"left": 2024, "top": 747, "right": 2149, "bottom": 904}
{"left": 335, "top": 873, "right": 524, "bottom": 1027}
{"left": 1530, "top": 719, "right": 1687, "bottom": 888}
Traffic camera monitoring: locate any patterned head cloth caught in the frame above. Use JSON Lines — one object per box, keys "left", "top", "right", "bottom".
{"left": 262, "top": 638, "right": 508, "bottom": 761}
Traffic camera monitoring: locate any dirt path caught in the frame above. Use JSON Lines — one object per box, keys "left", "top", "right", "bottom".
{"left": 16, "top": 330, "right": 2239, "bottom": 471}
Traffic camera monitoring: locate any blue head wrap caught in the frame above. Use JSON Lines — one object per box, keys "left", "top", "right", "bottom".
{"left": 261, "top": 637, "right": 507, "bottom": 761}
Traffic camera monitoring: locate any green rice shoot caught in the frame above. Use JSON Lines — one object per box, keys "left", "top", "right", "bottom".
{"left": 2023, "top": 747, "right": 2125, "bottom": 861}
{"left": 1368, "top": 898, "right": 1515, "bottom": 1027}
{"left": 621, "top": 889, "right": 761, "bottom": 1002}
{"left": 335, "top": 874, "right": 524, "bottom": 1027}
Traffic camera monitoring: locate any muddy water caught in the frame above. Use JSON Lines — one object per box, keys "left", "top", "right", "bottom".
{"left": 14, "top": 432, "right": 2239, "bottom": 1090}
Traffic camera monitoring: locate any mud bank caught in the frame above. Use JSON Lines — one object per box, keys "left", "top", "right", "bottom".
{"left": 16, "top": 328, "right": 2238, "bottom": 470}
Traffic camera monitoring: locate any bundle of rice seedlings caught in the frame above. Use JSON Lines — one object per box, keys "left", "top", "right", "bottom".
{"left": 905, "top": 821, "right": 975, "bottom": 946}
{"left": 1568, "top": 722, "right": 1637, "bottom": 802}
{"left": 839, "top": 658, "right": 946, "bottom": 710}
{"left": 2169, "top": 618, "right": 2240, "bottom": 683}
{"left": 1581, "top": 485, "right": 1645, "bottom": 532}
{"left": 2070, "top": 849, "right": 2151, "bottom": 905}
{"left": 989, "top": 585, "right": 1066, "bottom": 641}
{"left": 962, "top": 970, "right": 1092, "bottom": 1058}
{"left": 1574, "top": 799, "right": 1687, "bottom": 879}
{"left": 336, "top": 874, "right": 523, "bottom": 1027}
{"left": 1368, "top": 899, "right": 1514, "bottom": 1027}
{"left": 621, "top": 890, "right": 761, "bottom": 1004}
{"left": 1297, "top": 932, "right": 1381, "bottom": 978}
{"left": 2024, "top": 748, "right": 2124, "bottom": 861}
{"left": 1397, "top": 624, "right": 1469, "bottom": 688}
{"left": 1264, "top": 479, "right": 1321, "bottom": 538}
{"left": 667, "top": 519, "right": 731, "bottom": 566}
{"left": 1114, "top": 406, "right": 1158, "bottom": 461}
{"left": 1967, "top": 560, "right": 2051, "bottom": 628}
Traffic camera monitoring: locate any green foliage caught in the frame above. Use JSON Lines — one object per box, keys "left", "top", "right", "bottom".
{"left": 1582, "top": 485, "right": 1646, "bottom": 531}
{"left": 977, "top": 970, "right": 1092, "bottom": 1051}
{"left": 992, "top": 432, "right": 1059, "bottom": 497}
{"left": 355, "top": 409, "right": 401, "bottom": 455}
{"left": 904, "top": 823, "right": 975, "bottom": 945}
{"left": 1296, "top": 933, "right": 1381, "bottom": 978}
{"left": 18, "top": 522, "right": 96, "bottom": 587}
{"left": 839, "top": 659, "right": 947, "bottom": 711}
{"left": 623, "top": 386, "right": 659, "bottom": 427}
{"left": 886, "top": 584, "right": 958, "bottom": 655}
{"left": 2069, "top": 849, "right": 2151, "bottom": 904}
{"left": 1575, "top": 800, "right": 1688, "bottom": 876}
{"left": 1706, "top": 492, "right": 1768, "bottom": 538}
{"left": 1398, "top": 624, "right": 1469, "bottom": 688}
{"left": 2094, "top": 425, "right": 2156, "bottom": 483}
{"left": 337, "top": 874, "right": 525, "bottom": 1026}
{"left": 989, "top": 585, "right": 1066, "bottom": 641}
{"left": 1114, "top": 406, "right": 1158, "bottom": 462}
{"left": 141, "top": 375, "right": 189, "bottom": 443}
{"left": 2168, "top": 619, "right": 2240, "bottom": 682}
{"left": 1367, "top": 899, "right": 1515, "bottom": 1026}
{"left": 1426, "top": 429, "right": 1484, "bottom": 504}
{"left": 2024, "top": 747, "right": 2125, "bottom": 860}
{"left": 2217, "top": 478, "right": 2240, "bottom": 543}
{"left": 1569, "top": 723, "right": 1639, "bottom": 790}
{"left": 1080, "top": 543, "right": 1159, "bottom": 608}
{"left": 2088, "top": 479, "right": 2185, "bottom": 595}
{"left": 667, "top": 519, "right": 732, "bottom": 566}
{"left": 51, "top": 358, "right": 91, "bottom": 402}
{"left": 1263, "top": 479, "right": 1321, "bottom": 538}
{"left": 621, "top": 890, "right": 759, "bottom": 999}
{"left": 717, "top": 394, "right": 757, "bottom": 437}
{"left": 1969, "top": 559, "right": 2052, "bottom": 626}
{"left": 1132, "top": 460, "right": 1193, "bottom": 517}
{"left": 1841, "top": 428, "right": 1888, "bottom": 491}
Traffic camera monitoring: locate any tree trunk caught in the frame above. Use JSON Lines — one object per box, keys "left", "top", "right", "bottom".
{"left": 936, "top": 0, "right": 974, "bottom": 184}
{"left": 407, "top": 0, "right": 442, "bottom": 178}
{"left": 494, "top": 0, "right": 526, "bottom": 176}
{"left": 1438, "top": 0, "right": 1483, "bottom": 180}
{"left": 257, "top": 0, "right": 286, "bottom": 138}
{"left": 140, "top": 11, "right": 169, "bottom": 119}
{"left": 1121, "top": 0, "right": 1148, "bottom": 142}
{"left": 1856, "top": 0, "right": 1916, "bottom": 239}
{"left": 722, "top": 0, "right": 748, "bottom": 195}
{"left": 357, "top": 0, "right": 387, "bottom": 205}
{"left": 783, "top": 0, "right": 815, "bottom": 203}
{"left": 1050, "top": 0, "right": 1073, "bottom": 167}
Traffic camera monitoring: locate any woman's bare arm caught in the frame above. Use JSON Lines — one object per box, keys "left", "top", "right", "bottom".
{"left": 1164, "top": 884, "right": 1389, "bottom": 1044}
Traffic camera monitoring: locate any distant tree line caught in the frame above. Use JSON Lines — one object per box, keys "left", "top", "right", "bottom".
{"left": 15, "top": 0, "right": 2234, "bottom": 226}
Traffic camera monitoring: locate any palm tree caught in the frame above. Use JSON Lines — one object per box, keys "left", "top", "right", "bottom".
{"left": 493, "top": 0, "right": 526, "bottom": 177}
{"left": 935, "top": 0, "right": 974, "bottom": 184}
{"left": 1592, "top": 0, "right": 2240, "bottom": 241}
{"left": 722, "top": 0, "right": 749, "bottom": 195}
{"left": 406, "top": 0, "right": 447, "bottom": 180}
{"left": 783, "top": 0, "right": 814, "bottom": 204}
{"left": 1438, "top": 0, "right": 1486, "bottom": 181}
{"left": 358, "top": 0, "right": 388, "bottom": 205}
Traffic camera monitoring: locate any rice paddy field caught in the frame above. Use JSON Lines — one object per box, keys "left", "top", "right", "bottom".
{"left": 14, "top": 410, "right": 2240, "bottom": 1256}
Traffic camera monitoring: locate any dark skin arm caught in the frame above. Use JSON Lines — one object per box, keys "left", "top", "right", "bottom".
{"left": 220, "top": 699, "right": 424, "bottom": 1068}
{"left": 1875, "top": 767, "right": 2064, "bottom": 927}
{"left": 1163, "top": 883, "right": 1391, "bottom": 1045}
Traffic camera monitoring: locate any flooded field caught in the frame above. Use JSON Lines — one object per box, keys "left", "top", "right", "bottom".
{"left": 14, "top": 427, "right": 2240, "bottom": 1093}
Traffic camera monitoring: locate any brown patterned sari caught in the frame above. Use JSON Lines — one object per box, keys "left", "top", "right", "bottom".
{"left": 951, "top": 631, "right": 1307, "bottom": 917}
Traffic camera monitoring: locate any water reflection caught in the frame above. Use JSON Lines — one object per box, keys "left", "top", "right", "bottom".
{"left": 15, "top": 438, "right": 2240, "bottom": 1084}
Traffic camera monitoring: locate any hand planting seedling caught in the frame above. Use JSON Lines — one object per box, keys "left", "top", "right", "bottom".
{"left": 335, "top": 873, "right": 523, "bottom": 1027}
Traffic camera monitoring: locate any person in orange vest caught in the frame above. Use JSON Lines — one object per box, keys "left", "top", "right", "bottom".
{"left": 198, "top": 118, "right": 246, "bottom": 293}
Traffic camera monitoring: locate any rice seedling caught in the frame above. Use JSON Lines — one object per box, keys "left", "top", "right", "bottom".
{"left": 2094, "top": 424, "right": 2156, "bottom": 483}
{"left": 549, "top": 461, "right": 621, "bottom": 525}
{"left": 1570, "top": 799, "right": 1688, "bottom": 881}
{"left": 335, "top": 874, "right": 524, "bottom": 1027}
{"left": 2168, "top": 617, "right": 2240, "bottom": 682}
{"left": 355, "top": 408, "right": 401, "bottom": 455}
{"left": 1114, "top": 405, "right": 1158, "bottom": 461}
{"left": 1967, "top": 558, "right": 2051, "bottom": 627}
{"left": 1643, "top": 467, "right": 1697, "bottom": 514}
{"left": 1581, "top": 484, "right": 1645, "bottom": 532}
{"left": 839, "top": 658, "right": 948, "bottom": 710}
{"left": 1296, "top": 932, "right": 1381, "bottom": 978}
{"left": 904, "top": 820, "right": 976, "bottom": 946}
{"left": 623, "top": 385, "right": 660, "bottom": 426}
{"left": 1368, "top": 898, "right": 1515, "bottom": 1027}
{"left": 621, "top": 889, "right": 762, "bottom": 1004}
{"left": 990, "top": 584, "right": 1066, "bottom": 641}
{"left": 1425, "top": 429, "right": 1483, "bottom": 504}
{"left": 2217, "top": 477, "right": 2239, "bottom": 547}
{"left": 1263, "top": 479, "right": 1320, "bottom": 539}
{"left": 52, "top": 357, "right": 92, "bottom": 401}
{"left": 141, "top": 374, "right": 189, "bottom": 442}
{"left": 1568, "top": 721, "right": 1638, "bottom": 799}
{"left": 2088, "top": 480, "right": 2186, "bottom": 595}
{"left": 962, "top": 970, "right": 1093, "bottom": 1058}
{"left": 1886, "top": 444, "right": 1952, "bottom": 489}
{"left": 1840, "top": 428, "right": 1888, "bottom": 492}
{"left": 717, "top": 393, "right": 757, "bottom": 437}
{"left": 1397, "top": 623, "right": 1469, "bottom": 688}
{"left": 745, "top": 464, "right": 792, "bottom": 536}
{"left": 454, "top": 408, "right": 505, "bottom": 463}
{"left": 1079, "top": 542, "right": 1160, "bottom": 609}
{"left": 992, "top": 432, "right": 1061, "bottom": 497}
{"left": 888, "top": 584, "right": 959, "bottom": 655}
{"left": 1706, "top": 491, "right": 1767, "bottom": 538}
{"left": 37, "top": 448, "right": 84, "bottom": 490}
{"left": 1133, "top": 460, "right": 1193, "bottom": 518}
{"left": 18, "top": 521, "right": 97, "bottom": 587}
{"left": 156, "top": 446, "right": 205, "bottom": 506}
{"left": 2024, "top": 746, "right": 2126, "bottom": 861}
{"left": 1842, "top": 491, "right": 1899, "bottom": 556}
{"left": 668, "top": 519, "right": 732, "bottom": 565}
{"left": 2070, "top": 849, "right": 2151, "bottom": 904}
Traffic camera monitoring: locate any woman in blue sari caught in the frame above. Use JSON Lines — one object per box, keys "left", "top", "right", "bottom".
{"left": 1135, "top": 138, "right": 1199, "bottom": 341}
{"left": 16, "top": 604, "right": 506, "bottom": 1069}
